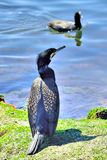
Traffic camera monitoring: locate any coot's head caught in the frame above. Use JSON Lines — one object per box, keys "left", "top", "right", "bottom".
{"left": 74, "top": 11, "right": 82, "bottom": 30}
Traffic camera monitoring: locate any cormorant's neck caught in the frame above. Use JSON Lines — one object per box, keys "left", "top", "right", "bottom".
{"left": 39, "top": 67, "right": 56, "bottom": 81}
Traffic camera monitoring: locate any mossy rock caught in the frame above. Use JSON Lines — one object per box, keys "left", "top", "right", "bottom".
{"left": 0, "top": 94, "right": 5, "bottom": 102}
{"left": 0, "top": 94, "right": 5, "bottom": 98}
{"left": 87, "top": 107, "right": 107, "bottom": 119}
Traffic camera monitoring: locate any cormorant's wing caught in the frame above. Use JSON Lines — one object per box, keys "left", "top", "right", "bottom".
{"left": 42, "top": 79, "right": 60, "bottom": 136}
{"left": 27, "top": 78, "right": 41, "bottom": 137}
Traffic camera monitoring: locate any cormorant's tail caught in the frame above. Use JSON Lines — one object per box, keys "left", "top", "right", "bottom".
{"left": 27, "top": 132, "right": 44, "bottom": 155}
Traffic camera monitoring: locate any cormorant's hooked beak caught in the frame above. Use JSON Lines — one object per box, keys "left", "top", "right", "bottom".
{"left": 56, "top": 45, "right": 66, "bottom": 51}
{"left": 50, "top": 45, "right": 66, "bottom": 58}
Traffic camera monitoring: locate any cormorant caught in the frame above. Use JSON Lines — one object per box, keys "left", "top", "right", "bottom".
{"left": 27, "top": 45, "right": 66, "bottom": 155}
{"left": 48, "top": 12, "right": 82, "bottom": 32}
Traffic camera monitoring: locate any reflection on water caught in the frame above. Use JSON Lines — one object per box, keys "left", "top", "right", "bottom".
{"left": 49, "top": 28, "right": 83, "bottom": 46}
{"left": 64, "top": 30, "right": 82, "bottom": 46}
{"left": 0, "top": 0, "right": 107, "bottom": 119}
{"left": 75, "top": 30, "right": 82, "bottom": 46}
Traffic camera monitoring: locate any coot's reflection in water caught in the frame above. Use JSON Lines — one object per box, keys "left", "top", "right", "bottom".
{"left": 64, "top": 30, "right": 82, "bottom": 46}
{"left": 49, "top": 27, "right": 82, "bottom": 46}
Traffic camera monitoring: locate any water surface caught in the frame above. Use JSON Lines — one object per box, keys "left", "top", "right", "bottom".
{"left": 0, "top": 0, "right": 107, "bottom": 119}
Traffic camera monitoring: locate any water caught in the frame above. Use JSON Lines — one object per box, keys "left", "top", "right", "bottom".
{"left": 0, "top": 0, "right": 107, "bottom": 119}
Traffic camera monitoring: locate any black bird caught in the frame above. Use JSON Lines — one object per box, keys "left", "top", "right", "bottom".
{"left": 48, "top": 11, "right": 82, "bottom": 32}
{"left": 27, "top": 46, "right": 66, "bottom": 155}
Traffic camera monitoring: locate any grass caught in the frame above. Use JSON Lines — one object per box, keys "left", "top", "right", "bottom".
{"left": 0, "top": 102, "right": 107, "bottom": 160}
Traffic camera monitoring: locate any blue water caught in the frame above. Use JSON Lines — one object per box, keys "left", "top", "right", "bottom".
{"left": 0, "top": 0, "right": 107, "bottom": 119}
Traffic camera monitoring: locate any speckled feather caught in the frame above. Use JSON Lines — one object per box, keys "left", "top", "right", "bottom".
{"left": 28, "top": 77, "right": 59, "bottom": 137}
